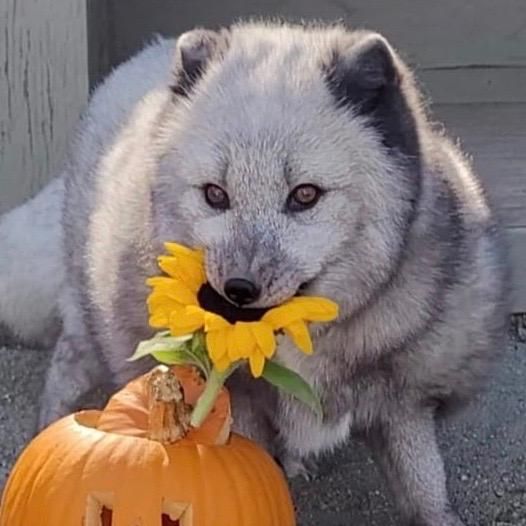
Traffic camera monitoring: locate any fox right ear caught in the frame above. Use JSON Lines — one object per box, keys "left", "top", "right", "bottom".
{"left": 171, "top": 29, "right": 229, "bottom": 97}
{"left": 325, "top": 33, "right": 399, "bottom": 116}
{"left": 325, "top": 32, "right": 419, "bottom": 159}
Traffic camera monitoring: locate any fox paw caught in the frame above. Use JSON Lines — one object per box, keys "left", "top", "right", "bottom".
{"left": 279, "top": 454, "right": 318, "bottom": 481}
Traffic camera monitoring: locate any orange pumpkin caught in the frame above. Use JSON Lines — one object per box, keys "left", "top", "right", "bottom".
{"left": 0, "top": 366, "right": 296, "bottom": 526}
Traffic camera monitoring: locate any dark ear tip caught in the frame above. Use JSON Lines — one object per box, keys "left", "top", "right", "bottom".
{"left": 177, "top": 29, "right": 221, "bottom": 51}
{"left": 177, "top": 29, "right": 221, "bottom": 68}
{"left": 171, "top": 28, "right": 229, "bottom": 97}
{"left": 353, "top": 33, "right": 397, "bottom": 86}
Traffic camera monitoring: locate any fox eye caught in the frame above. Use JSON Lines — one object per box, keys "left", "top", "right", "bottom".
{"left": 287, "top": 184, "right": 324, "bottom": 212}
{"left": 204, "top": 184, "right": 230, "bottom": 210}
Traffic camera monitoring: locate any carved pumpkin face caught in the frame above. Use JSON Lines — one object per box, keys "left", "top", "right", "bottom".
{"left": 0, "top": 367, "right": 296, "bottom": 526}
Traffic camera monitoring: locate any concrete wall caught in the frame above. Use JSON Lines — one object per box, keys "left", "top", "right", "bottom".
{"left": 0, "top": 0, "right": 89, "bottom": 213}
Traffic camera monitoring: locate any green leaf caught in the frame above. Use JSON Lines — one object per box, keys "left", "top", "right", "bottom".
{"left": 191, "top": 331, "right": 206, "bottom": 354}
{"left": 128, "top": 331, "right": 213, "bottom": 377}
{"left": 151, "top": 348, "right": 198, "bottom": 366}
{"left": 262, "top": 360, "right": 323, "bottom": 419}
{"left": 128, "top": 332, "right": 193, "bottom": 362}
{"left": 187, "top": 331, "right": 211, "bottom": 376}
{"left": 155, "top": 330, "right": 172, "bottom": 339}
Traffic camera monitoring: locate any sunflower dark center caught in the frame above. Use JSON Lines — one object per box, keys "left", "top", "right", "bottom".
{"left": 197, "top": 283, "right": 269, "bottom": 324}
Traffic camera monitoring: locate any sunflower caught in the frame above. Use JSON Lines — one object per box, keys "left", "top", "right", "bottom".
{"left": 146, "top": 242, "right": 339, "bottom": 377}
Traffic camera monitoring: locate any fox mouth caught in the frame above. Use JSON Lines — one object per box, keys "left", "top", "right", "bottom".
{"left": 197, "top": 283, "right": 270, "bottom": 323}
{"left": 197, "top": 280, "right": 314, "bottom": 324}
{"left": 297, "top": 280, "right": 314, "bottom": 294}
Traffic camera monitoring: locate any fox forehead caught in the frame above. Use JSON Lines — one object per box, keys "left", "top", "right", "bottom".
{"left": 158, "top": 22, "right": 407, "bottom": 217}
{"left": 168, "top": 85, "right": 384, "bottom": 196}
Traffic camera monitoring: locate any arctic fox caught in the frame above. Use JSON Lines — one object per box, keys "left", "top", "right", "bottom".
{"left": 0, "top": 22, "right": 509, "bottom": 526}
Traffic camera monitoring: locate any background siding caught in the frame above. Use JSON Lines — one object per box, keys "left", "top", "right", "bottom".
{"left": 0, "top": 0, "right": 88, "bottom": 214}
{"left": 434, "top": 104, "right": 526, "bottom": 310}
{"left": 88, "top": 0, "right": 526, "bottom": 102}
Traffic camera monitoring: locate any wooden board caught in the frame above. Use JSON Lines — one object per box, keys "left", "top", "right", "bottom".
{"left": 0, "top": 0, "right": 89, "bottom": 213}
{"left": 434, "top": 102, "right": 526, "bottom": 312}
{"left": 419, "top": 67, "right": 526, "bottom": 105}
{"left": 433, "top": 103, "right": 526, "bottom": 231}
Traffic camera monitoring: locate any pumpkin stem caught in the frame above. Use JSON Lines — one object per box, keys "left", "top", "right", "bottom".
{"left": 148, "top": 365, "right": 192, "bottom": 443}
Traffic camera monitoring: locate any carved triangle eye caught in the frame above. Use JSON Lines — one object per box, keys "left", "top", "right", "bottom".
{"left": 85, "top": 493, "right": 192, "bottom": 525}
{"left": 163, "top": 500, "right": 193, "bottom": 525}
{"left": 97, "top": 508, "right": 181, "bottom": 525}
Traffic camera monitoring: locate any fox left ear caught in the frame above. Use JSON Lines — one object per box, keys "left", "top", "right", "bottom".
{"left": 325, "top": 32, "right": 419, "bottom": 159}
{"left": 171, "top": 28, "right": 229, "bottom": 97}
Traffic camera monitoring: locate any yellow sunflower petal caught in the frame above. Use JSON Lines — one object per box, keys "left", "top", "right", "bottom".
{"left": 286, "top": 296, "right": 339, "bottom": 322}
{"left": 147, "top": 293, "right": 185, "bottom": 329}
{"left": 146, "top": 276, "right": 198, "bottom": 306}
{"left": 146, "top": 276, "right": 175, "bottom": 289}
{"left": 157, "top": 255, "right": 205, "bottom": 292}
{"left": 229, "top": 322, "right": 256, "bottom": 361}
{"left": 262, "top": 303, "right": 303, "bottom": 330}
{"left": 169, "top": 305, "right": 205, "bottom": 336}
{"left": 214, "top": 354, "right": 233, "bottom": 373}
{"left": 206, "top": 330, "right": 228, "bottom": 363}
{"left": 283, "top": 319, "right": 313, "bottom": 355}
{"left": 163, "top": 242, "right": 204, "bottom": 264}
{"left": 248, "top": 350, "right": 266, "bottom": 378}
{"left": 147, "top": 292, "right": 184, "bottom": 313}
{"left": 156, "top": 255, "right": 180, "bottom": 278}
{"left": 250, "top": 321, "right": 277, "bottom": 359}
{"left": 148, "top": 312, "right": 170, "bottom": 329}
{"left": 204, "top": 311, "right": 231, "bottom": 332}
{"left": 226, "top": 326, "right": 239, "bottom": 361}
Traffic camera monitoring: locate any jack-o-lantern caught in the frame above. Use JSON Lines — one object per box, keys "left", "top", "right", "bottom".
{"left": 0, "top": 366, "right": 296, "bottom": 526}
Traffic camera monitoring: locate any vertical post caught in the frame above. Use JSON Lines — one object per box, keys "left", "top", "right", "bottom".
{"left": 0, "top": 0, "right": 88, "bottom": 213}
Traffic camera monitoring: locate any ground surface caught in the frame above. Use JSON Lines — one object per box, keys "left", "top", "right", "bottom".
{"left": 0, "top": 331, "right": 525, "bottom": 525}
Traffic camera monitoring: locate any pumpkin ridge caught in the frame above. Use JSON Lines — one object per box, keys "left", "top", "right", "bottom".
{"left": 72, "top": 428, "right": 125, "bottom": 522}
{"left": 252, "top": 440, "right": 285, "bottom": 524}
{"left": 250, "top": 448, "right": 282, "bottom": 525}
{"left": 34, "top": 421, "right": 105, "bottom": 520}
{"left": 20, "top": 419, "right": 95, "bottom": 522}
{"left": 188, "top": 443, "right": 208, "bottom": 525}
{"left": 231, "top": 439, "right": 271, "bottom": 524}
{"left": 208, "top": 440, "right": 244, "bottom": 524}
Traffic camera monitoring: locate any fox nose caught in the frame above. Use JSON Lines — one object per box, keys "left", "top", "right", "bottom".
{"left": 224, "top": 278, "right": 261, "bottom": 306}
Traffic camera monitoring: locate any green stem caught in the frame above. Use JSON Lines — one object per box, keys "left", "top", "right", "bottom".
{"left": 190, "top": 366, "right": 235, "bottom": 428}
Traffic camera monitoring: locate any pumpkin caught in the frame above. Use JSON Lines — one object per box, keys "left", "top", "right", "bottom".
{"left": 0, "top": 366, "right": 296, "bottom": 526}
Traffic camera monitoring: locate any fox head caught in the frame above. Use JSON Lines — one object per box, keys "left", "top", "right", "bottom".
{"left": 152, "top": 22, "right": 423, "bottom": 319}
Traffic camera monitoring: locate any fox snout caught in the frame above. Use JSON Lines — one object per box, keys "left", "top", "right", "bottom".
{"left": 201, "top": 213, "right": 324, "bottom": 309}
{"left": 223, "top": 277, "right": 261, "bottom": 306}
{"left": 205, "top": 245, "right": 311, "bottom": 310}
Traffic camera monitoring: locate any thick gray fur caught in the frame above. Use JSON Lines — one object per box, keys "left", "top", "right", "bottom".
{"left": 0, "top": 21, "right": 509, "bottom": 526}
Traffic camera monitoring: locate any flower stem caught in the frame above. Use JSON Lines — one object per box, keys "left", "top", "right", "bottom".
{"left": 190, "top": 366, "right": 235, "bottom": 428}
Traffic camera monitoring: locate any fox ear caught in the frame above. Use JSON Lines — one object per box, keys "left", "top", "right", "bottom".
{"left": 171, "top": 29, "right": 229, "bottom": 97}
{"left": 325, "top": 34, "right": 398, "bottom": 113}
{"left": 325, "top": 32, "right": 419, "bottom": 158}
